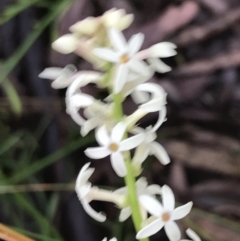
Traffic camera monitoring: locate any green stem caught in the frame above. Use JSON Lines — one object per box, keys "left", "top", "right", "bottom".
{"left": 113, "top": 93, "right": 149, "bottom": 241}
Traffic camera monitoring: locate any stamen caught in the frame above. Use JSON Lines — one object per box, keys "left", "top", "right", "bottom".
{"left": 109, "top": 143, "right": 119, "bottom": 152}
{"left": 161, "top": 212, "right": 170, "bottom": 222}
{"left": 120, "top": 54, "right": 129, "bottom": 63}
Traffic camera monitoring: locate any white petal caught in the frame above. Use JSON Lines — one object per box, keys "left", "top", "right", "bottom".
{"left": 140, "top": 206, "right": 148, "bottom": 221}
{"left": 84, "top": 146, "right": 110, "bottom": 159}
{"left": 111, "top": 122, "right": 127, "bottom": 143}
{"left": 119, "top": 207, "right": 131, "bottom": 222}
{"left": 66, "top": 75, "right": 86, "bottom": 98}
{"left": 80, "top": 118, "right": 98, "bottom": 136}
{"left": 70, "top": 93, "right": 95, "bottom": 109}
{"left": 39, "top": 67, "right": 62, "bottom": 80}
{"left": 140, "top": 98, "right": 166, "bottom": 112}
{"left": 69, "top": 112, "right": 86, "bottom": 126}
{"left": 136, "top": 218, "right": 164, "bottom": 239}
{"left": 118, "top": 14, "right": 134, "bottom": 30}
{"left": 128, "top": 59, "right": 151, "bottom": 76}
{"left": 150, "top": 142, "right": 170, "bottom": 165}
{"left": 172, "top": 202, "right": 193, "bottom": 220}
{"left": 81, "top": 198, "right": 106, "bottom": 222}
{"left": 162, "top": 185, "right": 175, "bottom": 211}
{"left": 75, "top": 163, "right": 94, "bottom": 188}
{"left": 136, "top": 82, "right": 166, "bottom": 97}
{"left": 131, "top": 90, "right": 150, "bottom": 104}
{"left": 109, "top": 28, "right": 127, "bottom": 52}
{"left": 93, "top": 48, "right": 118, "bottom": 62}
{"left": 145, "top": 185, "right": 162, "bottom": 196}
{"left": 132, "top": 144, "right": 150, "bottom": 165}
{"left": 152, "top": 107, "right": 167, "bottom": 132}
{"left": 139, "top": 195, "right": 163, "bottom": 216}
{"left": 128, "top": 33, "right": 144, "bottom": 56}
{"left": 186, "top": 229, "right": 201, "bottom": 241}
{"left": 52, "top": 34, "right": 78, "bottom": 54}
{"left": 110, "top": 152, "right": 127, "bottom": 177}
{"left": 96, "top": 126, "right": 110, "bottom": 146}
{"left": 109, "top": 238, "right": 117, "bottom": 241}
{"left": 70, "top": 17, "right": 99, "bottom": 35}
{"left": 149, "top": 42, "right": 177, "bottom": 58}
{"left": 77, "top": 184, "right": 91, "bottom": 199}
{"left": 52, "top": 65, "right": 77, "bottom": 89}
{"left": 102, "top": 9, "right": 122, "bottom": 28}
{"left": 120, "top": 133, "right": 144, "bottom": 151}
{"left": 114, "top": 186, "right": 127, "bottom": 195}
{"left": 164, "top": 221, "right": 181, "bottom": 241}
{"left": 114, "top": 64, "right": 128, "bottom": 93}
{"left": 136, "top": 177, "right": 148, "bottom": 191}
{"left": 148, "top": 58, "right": 172, "bottom": 73}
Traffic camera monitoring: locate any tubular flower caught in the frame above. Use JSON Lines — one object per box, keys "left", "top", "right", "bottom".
{"left": 81, "top": 101, "right": 115, "bottom": 136}
{"left": 132, "top": 122, "right": 170, "bottom": 170}
{"left": 39, "top": 65, "right": 77, "bottom": 89}
{"left": 84, "top": 122, "right": 144, "bottom": 177}
{"left": 64, "top": 73, "right": 104, "bottom": 127}
{"left": 114, "top": 177, "right": 162, "bottom": 222}
{"left": 75, "top": 162, "right": 106, "bottom": 222}
{"left": 66, "top": 92, "right": 95, "bottom": 126}
{"left": 135, "top": 42, "right": 177, "bottom": 73}
{"left": 76, "top": 163, "right": 125, "bottom": 222}
{"left": 93, "top": 28, "right": 151, "bottom": 93}
{"left": 136, "top": 185, "right": 193, "bottom": 241}
{"left": 132, "top": 83, "right": 167, "bottom": 113}
{"left": 71, "top": 8, "right": 133, "bottom": 36}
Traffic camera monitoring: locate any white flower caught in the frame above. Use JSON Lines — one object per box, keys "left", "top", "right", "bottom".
{"left": 135, "top": 42, "right": 177, "bottom": 73}
{"left": 84, "top": 122, "right": 144, "bottom": 177}
{"left": 133, "top": 83, "right": 167, "bottom": 113}
{"left": 76, "top": 163, "right": 125, "bottom": 222}
{"left": 75, "top": 163, "right": 106, "bottom": 222}
{"left": 136, "top": 185, "right": 193, "bottom": 241}
{"left": 52, "top": 34, "right": 79, "bottom": 54}
{"left": 39, "top": 65, "right": 77, "bottom": 89}
{"left": 65, "top": 73, "right": 103, "bottom": 127}
{"left": 93, "top": 28, "right": 151, "bottom": 93}
{"left": 181, "top": 229, "right": 201, "bottom": 241}
{"left": 70, "top": 9, "right": 133, "bottom": 35}
{"left": 114, "top": 177, "right": 162, "bottom": 222}
{"left": 66, "top": 92, "right": 95, "bottom": 126}
{"left": 81, "top": 101, "right": 115, "bottom": 136}
{"left": 70, "top": 17, "right": 99, "bottom": 36}
{"left": 65, "top": 71, "right": 102, "bottom": 98}
{"left": 102, "top": 8, "right": 133, "bottom": 31}
{"left": 132, "top": 110, "right": 170, "bottom": 169}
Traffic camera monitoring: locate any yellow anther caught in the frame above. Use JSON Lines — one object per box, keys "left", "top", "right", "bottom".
{"left": 120, "top": 54, "right": 129, "bottom": 63}
{"left": 161, "top": 212, "right": 170, "bottom": 222}
{"left": 109, "top": 143, "right": 119, "bottom": 152}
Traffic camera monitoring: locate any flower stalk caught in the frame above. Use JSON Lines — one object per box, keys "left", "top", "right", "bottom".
{"left": 113, "top": 91, "right": 149, "bottom": 241}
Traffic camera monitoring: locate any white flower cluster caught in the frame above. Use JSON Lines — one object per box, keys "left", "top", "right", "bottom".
{"left": 40, "top": 9, "right": 201, "bottom": 241}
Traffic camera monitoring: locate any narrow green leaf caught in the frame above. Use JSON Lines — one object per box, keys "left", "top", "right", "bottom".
{"left": 8, "top": 134, "right": 94, "bottom": 184}
{"left": 0, "top": 0, "right": 72, "bottom": 85}
{"left": 2, "top": 80, "right": 22, "bottom": 115}
{"left": 0, "top": 134, "right": 22, "bottom": 156}
{"left": 0, "top": 0, "right": 39, "bottom": 25}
